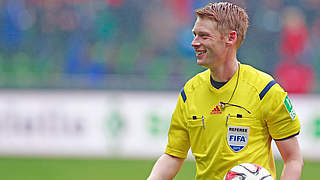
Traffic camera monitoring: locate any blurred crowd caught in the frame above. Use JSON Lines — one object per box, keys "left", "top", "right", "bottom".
{"left": 0, "top": 0, "right": 319, "bottom": 93}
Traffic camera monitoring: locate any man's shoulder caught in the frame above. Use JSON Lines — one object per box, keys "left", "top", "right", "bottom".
{"left": 241, "top": 64, "right": 285, "bottom": 98}
{"left": 241, "top": 64, "right": 273, "bottom": 80}
{"left": 183, "top": 69, "right": 210, "bottom": 92}
{"left": 241, "top": 64, "right": 274, "bottom": 87}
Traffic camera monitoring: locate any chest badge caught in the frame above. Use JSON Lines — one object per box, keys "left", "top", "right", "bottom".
{"left": 227, "top": 126, "right": 249, "bottom": 152}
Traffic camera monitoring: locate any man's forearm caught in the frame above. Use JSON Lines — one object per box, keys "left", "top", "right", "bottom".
{"left": 280, "top": 159, "right": 303, "bottom": 180}
{"left": 147, "top": 154, "right": 185, "bottom": 180}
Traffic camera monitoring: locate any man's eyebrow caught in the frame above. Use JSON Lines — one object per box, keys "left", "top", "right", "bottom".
{"left": 193, "top": 30, "right": 210, "bottom": 35}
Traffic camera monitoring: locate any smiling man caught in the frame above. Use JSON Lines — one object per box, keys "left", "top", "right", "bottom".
{"left": 147, "top": 2, "right": 303, "bottom": 180}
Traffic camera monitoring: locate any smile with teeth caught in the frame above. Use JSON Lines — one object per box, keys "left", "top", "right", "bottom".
{"left": 196, "top": 51, "right": 206, "bottom": 56}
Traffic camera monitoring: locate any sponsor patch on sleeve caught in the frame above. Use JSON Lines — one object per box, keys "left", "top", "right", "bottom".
{"left": 284, "top": 95, "right": 296, "bottom": 120}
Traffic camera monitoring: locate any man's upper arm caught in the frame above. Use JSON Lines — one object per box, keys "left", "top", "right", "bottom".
{"left": 275, "top": 136, "right": 302, "bottom": 162}
{"left": 261, "top": 83, "right": 300, "bottom": 140}
{"left": 165, "top": 90, "right": 190, "bottom": 159}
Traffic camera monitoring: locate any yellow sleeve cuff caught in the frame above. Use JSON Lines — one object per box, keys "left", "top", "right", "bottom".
{"left": 165, "top": 146, "right": 188, "bottom": 159}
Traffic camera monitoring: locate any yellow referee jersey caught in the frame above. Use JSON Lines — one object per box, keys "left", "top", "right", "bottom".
{"left": 165, "top": 63, "right": 300, "bottom": 180}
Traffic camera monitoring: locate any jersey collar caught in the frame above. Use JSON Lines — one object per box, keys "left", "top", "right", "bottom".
{"left": 208, "top": 62, "right": 241, "bottom": 93}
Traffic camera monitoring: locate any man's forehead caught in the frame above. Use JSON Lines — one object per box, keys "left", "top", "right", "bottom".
{"left": 192, "top": 18, "right": 217, "bottom": 32}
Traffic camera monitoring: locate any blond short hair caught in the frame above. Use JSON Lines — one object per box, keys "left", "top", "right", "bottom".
{"left": 195, "top": 2, "right": 248, "bottom": 48}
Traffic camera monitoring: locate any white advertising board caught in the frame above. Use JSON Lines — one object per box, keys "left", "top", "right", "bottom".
{"left": 0, "top": 90, "right": 319, "bottom": 160}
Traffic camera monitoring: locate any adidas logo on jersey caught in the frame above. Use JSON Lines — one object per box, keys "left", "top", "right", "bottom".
{"left": 211, "top": 105, "right": 222, "bottom": 114}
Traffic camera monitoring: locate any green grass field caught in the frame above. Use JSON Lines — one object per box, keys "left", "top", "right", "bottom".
{"left": 0, "top": 157, "right": 318, "bottom": 180}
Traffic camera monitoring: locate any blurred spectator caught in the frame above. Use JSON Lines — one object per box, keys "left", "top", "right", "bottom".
{"left": 275, "top": 7, "right": 315, "bottom": 93}
{"left": 275, "top": 60, "right": 315, "bottom": 94}
{"left": 309, "top": 17, "right": 320, "bottom": 92}
{"left": 279, "top": 7, "right": 309, "bottom": 60}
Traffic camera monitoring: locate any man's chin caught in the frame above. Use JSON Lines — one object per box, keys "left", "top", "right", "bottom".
{"left": 197, "top": 60, "right": 209, "bottom": 68}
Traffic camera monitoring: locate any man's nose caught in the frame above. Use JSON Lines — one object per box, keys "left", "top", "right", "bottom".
{"left": 191, "top": 38, "right": 201, "bottom": 48}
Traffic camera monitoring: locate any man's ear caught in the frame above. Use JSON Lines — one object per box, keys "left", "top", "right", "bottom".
{"left": 226, "top": 31, "right": 237, "bottom": 46}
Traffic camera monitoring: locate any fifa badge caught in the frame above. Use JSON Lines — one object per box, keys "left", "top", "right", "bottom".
{"left": 227, "top": 126, "right": 249, "bottom": 152}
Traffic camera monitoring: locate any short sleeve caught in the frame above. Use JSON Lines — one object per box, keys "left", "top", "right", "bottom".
{"left": 262, "top": 83, "right": 301, "bottom": 140}
{"left": 165, "top": 93, "right": 190, "bottom": 158}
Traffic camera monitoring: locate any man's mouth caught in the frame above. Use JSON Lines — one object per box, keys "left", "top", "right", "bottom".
{"left": 196, "top": 50, "right": 206, "bottom": 57}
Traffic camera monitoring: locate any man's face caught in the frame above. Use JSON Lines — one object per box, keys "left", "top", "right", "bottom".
{"left": 191, "top": 17, "right": 227, "bottom": 68}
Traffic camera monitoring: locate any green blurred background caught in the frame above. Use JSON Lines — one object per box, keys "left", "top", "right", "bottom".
{"left": 1, "top": 158, "right": 319, "bottom": 180}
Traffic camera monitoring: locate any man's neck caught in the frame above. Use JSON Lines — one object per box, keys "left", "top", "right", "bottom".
{"left": 209, "top": 59, "right": 239, "bottom": 82}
